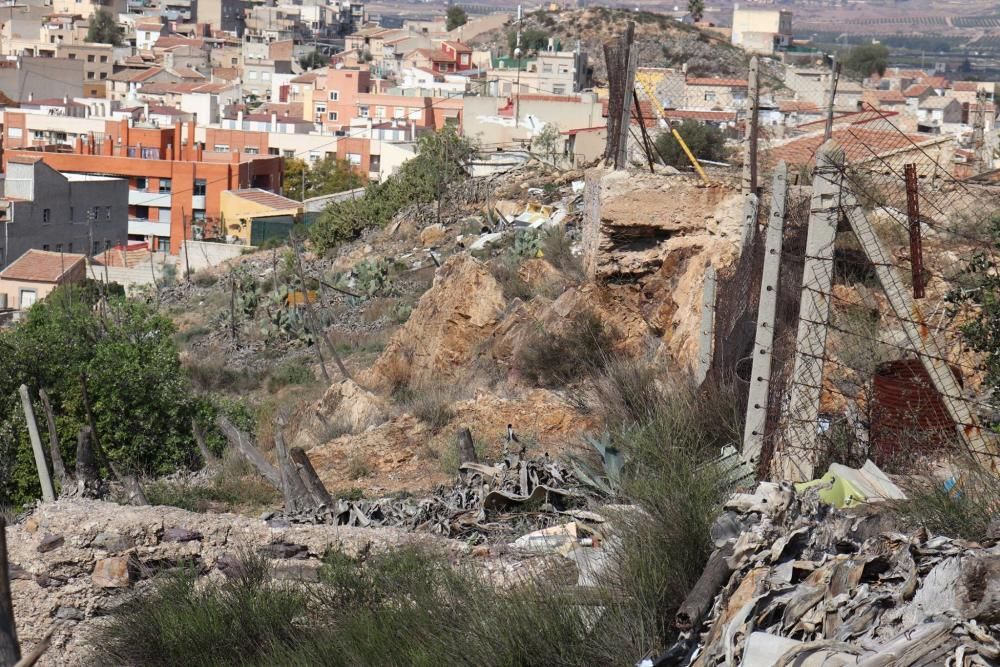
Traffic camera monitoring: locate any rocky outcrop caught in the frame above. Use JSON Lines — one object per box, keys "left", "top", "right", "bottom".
{"left": 363, "top": 255, "right": 507, "bottom": 391}
{"left": 304, "top": 389, "right": 600, "bottom": 495}
{"left": 7, "top": 500, "right": 460, "bottom": 665}
{"left": 291, "top": 379, "right": 390, "bottom": 450}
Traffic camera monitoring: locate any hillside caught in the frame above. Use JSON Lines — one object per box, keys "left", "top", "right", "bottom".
{"left": 469, "top": 7, "right": 749, "bottom": 82}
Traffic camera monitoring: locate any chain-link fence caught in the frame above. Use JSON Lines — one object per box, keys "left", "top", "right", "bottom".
{"left": 708, "top": 55, "right": 1000, "bottom": 481}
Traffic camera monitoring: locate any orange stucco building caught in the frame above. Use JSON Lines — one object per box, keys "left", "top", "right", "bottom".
{"left": 2, "top": 114, "right": 283, "bottom": 253}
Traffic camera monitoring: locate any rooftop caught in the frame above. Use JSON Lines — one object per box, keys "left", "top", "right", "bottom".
{"left": 0, "top": 249, "right": 86, "bottom": 283}
{"left": 685, "top": 77, "right": 748, "bottom": 88}
{"left": 229, "top": 188, "right": 301, "bottom": 210}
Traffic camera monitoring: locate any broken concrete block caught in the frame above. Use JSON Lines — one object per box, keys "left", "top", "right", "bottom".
{"left": 91, "top": 532, "right": 133, "bottom": 553}
{"left": 258, "top": 542, "right": 308, "bottom": 560}
{"left": 92, "top": 557, "right": 132, "bottom": 588}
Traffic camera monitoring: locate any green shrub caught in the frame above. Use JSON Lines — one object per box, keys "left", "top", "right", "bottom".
{"left": 186, "top": 360, "right": 262, "bottom": 393}
{"left": 893, "top": 460, "right": 998, "bottom": 542}
{"left": 654, "top": 120, "right": 728, "bottom": 169}
{"left": 266, "top": 360, "right": 315, "bottom": 392}
{"left": 191, "top": 271, "right": 218, "bottom": 287}
{"left": 517, "top": 311, "right": 616, "bottom": 387}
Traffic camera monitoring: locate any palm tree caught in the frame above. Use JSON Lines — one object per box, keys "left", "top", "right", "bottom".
{"left": 688, "top": 0, "right": 705, "bottom": 23}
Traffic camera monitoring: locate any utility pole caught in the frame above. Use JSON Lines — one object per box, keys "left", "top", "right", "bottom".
{"left": 741, "top": 55, "right": 760, "bottom": 195}
{"left": 695, "top": 264, "right": 717, "bottom": 385}
{"left": 972, "top": 89, "right": 987, "bottom": 174}
{"left": 615, "top": 22, "right": 638, "bottom": 170}
{"left": 514, "top": 4, "right": 522, "bottom": 127}
{"left": 823, "top": 59, "right": 841, "bottom": 141}
{"left": 742, "top": 161, "right": 788, "bottom": 467}
{"left": 772, "top": 142, "right": 843, "bottom": 482}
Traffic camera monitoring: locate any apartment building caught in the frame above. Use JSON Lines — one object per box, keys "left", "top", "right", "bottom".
{"left": 51, "top": 0, "right": 127, "bottom": 20}
{"left": 0, "top": 156, "right": 128, "bottom": 269}
{"left": 201, "top": 125, "right": 414, "bottom": 181}
{"left": 3, "top": 118, "right": 283, "bottom": 253}
{"left": 0, "top": 57, "right": 84, "bottom": 101}
{"left": 730, "top": 6, "right": 792, "bottom": 55}
{"left": 490, "top": 49, "right": 588, "bottom": 96}
{"left": 683, "top": 77, "right": 748, "bottom": 110}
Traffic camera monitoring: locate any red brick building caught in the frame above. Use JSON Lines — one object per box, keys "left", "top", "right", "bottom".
{"left": 2, "top": 115, "right": 283, "bottom": 253}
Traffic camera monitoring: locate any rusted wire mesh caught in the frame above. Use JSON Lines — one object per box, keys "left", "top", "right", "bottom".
{"left": 710, "top": 56, "right": 1000, "bottom": 480}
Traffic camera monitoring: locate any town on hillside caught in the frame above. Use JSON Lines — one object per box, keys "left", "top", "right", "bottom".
{"left": 0, "top": 1, "right": 1000, "bottom": 665}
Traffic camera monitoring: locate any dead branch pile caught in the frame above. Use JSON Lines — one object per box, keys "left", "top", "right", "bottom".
{"left": 656, "top": 482, "right": 1000, "bottom": 666}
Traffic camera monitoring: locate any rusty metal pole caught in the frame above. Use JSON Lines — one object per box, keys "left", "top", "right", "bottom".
{"left": 904, "top": 163, "right": 925, "bottom": 299}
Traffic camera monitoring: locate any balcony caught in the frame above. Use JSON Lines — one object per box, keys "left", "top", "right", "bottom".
{"left": 129, "top": 189, "right": 171, "bottom": 207}
{"left": 128, "top": 218, "right": 171, "bottom": 237}
{"left": 191, "top": 195, "right": 206, "bottom": 209}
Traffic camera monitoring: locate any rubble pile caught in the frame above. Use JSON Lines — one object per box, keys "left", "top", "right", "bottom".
{"left": 273, "top": 451, "right": 596, "bottom": 540}
{"left": 659, "top": 481, "right": 1000, "bottom": 666}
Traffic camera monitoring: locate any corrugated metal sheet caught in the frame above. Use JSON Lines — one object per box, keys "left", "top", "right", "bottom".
{"left": 870, "top": 358, "right": 961, "bottom": 465}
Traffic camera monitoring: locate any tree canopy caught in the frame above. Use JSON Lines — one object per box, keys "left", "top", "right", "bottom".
{"left": 507, "top": 28, "right": 550, "bottom": 54}
{"left": 310, "top": 126, "right": 475, "bottom": 251}
{"left": 653, "top": 120, "right": 729, "bottom": 170}
{"left": 299, "top": 50, "right": 329, "bottom": 71}
{"left": 86, "top": 8, "right": 123, "bottom": 46}
{"left": 446, "top": 6, "right": 468, "bottom": 31}
{"left": 0, "top": 285, "right": 205, "bottom": 507}
{"left": 283, "top": 157, "right": 365, "bottom": 201}
{"left": 687, "top": 0, "right": 705, "bottom": 22}
{"left": 841, "top": 43, "right": 890, "bottom": 80}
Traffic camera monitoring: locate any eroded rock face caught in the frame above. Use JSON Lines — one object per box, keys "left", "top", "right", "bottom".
{"left": 291, "top": 379, "right": 390, "bottom": 450}
{"left": 581, "top": 167, "right": 744, "bottom": 370}
{"left": 363, "top": 255, "right": 507, "bottom": 391}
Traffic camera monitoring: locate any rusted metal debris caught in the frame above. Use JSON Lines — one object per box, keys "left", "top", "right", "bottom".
{"left": 270, "top": 452, "right": 593, "bottom": 540}
{"left": 904, "top": 162, "right": 925, "bottom": 299}
{"left": 653, "top": 482, "right": 1000, "bottom": 666}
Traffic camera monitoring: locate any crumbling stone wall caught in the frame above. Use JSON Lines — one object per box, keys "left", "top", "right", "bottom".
{"left": 580, "top": 167, "right": 745, "bottom": 370}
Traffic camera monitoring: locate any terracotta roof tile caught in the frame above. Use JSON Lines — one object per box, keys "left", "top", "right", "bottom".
{"left": 0, "top": 249, "right": 85, "bottom": 283}
{"left": 685, "top": 77, "right": 748, "bottom": 88}
{"left": 771, "top": 127, "right": 932, "bottom": 168}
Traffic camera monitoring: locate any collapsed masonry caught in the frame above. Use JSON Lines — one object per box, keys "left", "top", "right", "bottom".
{"left": 580, "top": 167, "right": 743, "bottom": 370}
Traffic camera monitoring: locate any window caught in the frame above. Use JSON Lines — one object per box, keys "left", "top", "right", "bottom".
{"left": 358, "top": 105, "right": 369, "bottom": 118}
{"left": 329, "top": 90, "right": 339, "bottom": 101}
{"left": 87, "top": 54, "right": 95, "bottom": 62}
{"left": 704, "top": 91, "right": 716, "bottom": 102}
{"left": 90, "top": 206, "right": 99, "bottom": 221}
{"left": 370, "top": 154, "right": 380, "bottom": 173}
{"left": 193, "top": 179, "right": 206, "bottom": 196}
{"left": 552, "top": 85, "right": 565, "bottom": 96}
{"left": 42, "top": 208, "right": 51, "bottom": 224}
{"left": 104, "top": 206, "right": 111, "bottom": 220}
{"left": 245, "top": 146, "right": 259, "bottom": 154}
{"left": 42, "top": 244, "right": 50, "bottom": 251}
{"left": 67, "top": 243, "right": 72, "bottom": 252}
{"left": 542, "top": 63, "right": 553, "bottom": 73}
{"left": 135, "top": 206, "right": 149, "bottom": 219}
{"left": 100, "top": 55, "right": 107, "bottom": 63}
{"left": 100, "top": 73, "right": 106, "bottom": 80}
{"left": 92, "top": 240, "right": 101, "bottom": 254}
{"left": 136, "top": 177, "right": 148, "bottom": 190}
{"left": 68, "top": 53, "right": 76, "bottom": 60}
{"left": 87, "top": 72, "right": 95, "bottom": 80}
{"left": 159, "top": 179, "right": 171, "bottom": 193}
{"left": 268, "top": 147, "right": 279, "bottom": 155}
{"left": 375, "top": 106, "right": 386, "bottom": 118}
{"left": 248, "top": 71, "right": 258, "bottom": 79}
{"left": 8, "top": 127, "right": 21, "bottom": 138}
{"left": 213, "top": 144, "right": 229, "bottom": 152}
{"left": 328, "top": 111, "right": 338, "bottom": 121}
{"left": 283, "top": 149, "right": 295, "bottom": 158}
{"left": 19, "top": 289, "right": 37, "bottom": 309}
{"left": 55, "top": 244, "right": 62, "bottom": 253}
{"left": 346, "top": 152, "right": 361, "bottom": 165}
{"left": 308, "top": 151, "right": 320, "bottom": 162}
{"left": 393, "top": 106, "right": 404, "bottom": 119}
{"left": 158, "top": 209, "right": 171, "bottom": 223}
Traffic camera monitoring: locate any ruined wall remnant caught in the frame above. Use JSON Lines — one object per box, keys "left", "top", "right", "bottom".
{"left": 581, "top": 167, "right": 744, "bottom": 370}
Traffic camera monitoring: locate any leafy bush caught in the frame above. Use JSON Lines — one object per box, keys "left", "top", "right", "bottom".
{"left": 266, "top": 360, "right": 315, "bottom": 393}
{"left": 310, "top": 127, "right": 475, "bottom": 253}
{"left": 654, "top": 120, "right": 728, "bottom": 169}
{"left": 517, "top": 311, "right": 616, "bottom": 387}
{"left": 0, "top": 286, "right": 204, "bottom": 507}
{"left": 186, "top": 360, "right": 262, "bottom": 393}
